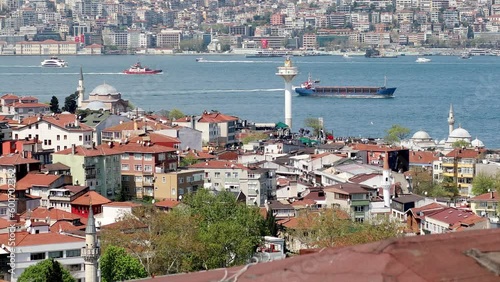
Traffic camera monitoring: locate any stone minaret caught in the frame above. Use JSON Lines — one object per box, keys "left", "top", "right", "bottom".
{"left": 77, "top": 66, "right": 85, "bottom": 108}
{"left": 82, "top": 204, "right": 99, "bottom": 282}
{"left": 447, "top": 104, "right": 454, "bottom": 136}
{"left": 382, "top": 152, "right": 391, "bottom": 208}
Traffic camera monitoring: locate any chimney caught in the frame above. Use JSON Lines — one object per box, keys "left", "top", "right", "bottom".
{"left": 491, "top": 191, "right": 494, "bottom": 199}
{"left": 133, "top": 119, "right": 138, "bottom": 131}
{"left": 190, "top": 115, "right": 196, "bottom": 129}
{"left": 71, "top": 144, "right": 76, "bottom": 155}
{"left": 74, "top": 114, "right": 79, "bottom": 127}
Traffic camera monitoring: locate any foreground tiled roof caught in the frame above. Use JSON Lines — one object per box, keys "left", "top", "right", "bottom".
{"left": 21, "top": 207, "right": 81, "bottom": 222}
{"left": 132, "top": 228, "right": 500, "bottom": 282}
{"left": 470, "top": 191, "right": 498, "bottom": 202}
{"left": 71, "top": 191, "right": 111, "bottom": 206}
{"left": 0, "top": 154, "right": 40, "bottom": 166}
{"left": 0, "top": 232, "right": 84, "bottom": 247}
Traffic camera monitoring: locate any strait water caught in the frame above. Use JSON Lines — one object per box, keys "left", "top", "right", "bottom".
{"left": 0, "top": 54, "right": 499, "bottom": 148}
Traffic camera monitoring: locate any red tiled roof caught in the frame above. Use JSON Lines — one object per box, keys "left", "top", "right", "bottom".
{"left": 445, "top": 148, "right": 485, "bottom": 159}
{"left": 182, "top": 150, "right": 217, "bottom": 160}
{"left": 198, "top": 112, "right": 238, "bottom": 123}
{"left": 20, "top": 114, "right": 93, "bottom": 132}
{"left": 128, "top": 133, "right": 180, "bottom": 145}
{"left": 0, "top": 154, "right": 40, "bottom": 166}
{"left": 0, "top": 194, "right": 9, "bottom": 201}
{"left": 21, "top": 207, "right": 81, "bottom": 221}
{"left": 0, "top": 231, "right": 84, "bottom": 247}
{"left": 470, "top": 191, "right": 498, "bottom": 202}
{"left": 111, "top": 142, "right": 177, "bottom": 154}
{"left": 9, "top": 102, "right": 49, "bottom": 108}
{"left": 427, "top": 207, "right": 486, "bottom": 226}
{"left": 1, "top": 94, "right": 19, "bottom": 100}
{"left": 348, "top": 173, "right": 380, "bottom": 183}
{"left": 71, "top": 191, "right": 111, "bottom": 206}
{"left": 189, "top": 160, "right": 248, "bottom": 170}
{"left": 350, "top": 143, "right": 404, "bottom": 152}
{"left": 20, "top": 96, "right": 38, "bottom": 100}
{"left": 53, "top": 144, "right": 122, "bottom": 157}
{"left": 15, "top": 173, "right": 61, "bottom": 190}
{"left": 409, "top": 151, "right": 440, "bottom": 164}
{"left": 50, "top": 221, "right": 85, "bottom": 232}
{"left": 407, "top": 202, "right": 446, "bottom": 219}
{"left": 154, "top": 199, "right": 179, "bottom": 209}
{"left": 323, "top": 183, "right": 373, "bottom": 195}
{"left": 138, "top": 228, "right": 500, "bottom": 282}
{"left": 0, "top": 218, "right": 11, "bottom": 229}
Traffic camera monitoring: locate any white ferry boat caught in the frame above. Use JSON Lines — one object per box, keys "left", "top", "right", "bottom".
{"left": 415, "top": 57, "right": 431, "bottom": 63}
{"left": 41, "top": 57, "right": 68, "bottom": 67}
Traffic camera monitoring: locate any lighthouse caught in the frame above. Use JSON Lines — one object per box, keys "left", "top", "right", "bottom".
{"left": 82, "top": 204, "right": 99, "bottom": 282}
{"left": 276, "top": 56, "right": 298, "bottom": 130}
{"left": 382, "top": 151, "right": 392, "bottom": 208}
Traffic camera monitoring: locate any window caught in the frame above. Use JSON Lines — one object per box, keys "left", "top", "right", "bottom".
{"left": 122, "top": 175, "right": 129, "bottom": 181}
{"left": 179, "top": 177, "right": 184, "bottom": 184}
{"left": 135, "top": 176, "right": 143, "bottom": 182}
{"left": 67, "top": 264, "right": 81, "bottom": 271}
{"left": 354, "top": 206, "right": 364, "bottom": 212}
{"left": 44, "top": 140, "right": 47, "bottom": 145}
{"left": 134, "top": 165, "right": 142, "bottom": 171}
{"left": 121, "top": 154, "right": 129, "bottom": 159}
{"left": 64, "top": 135, "right": 67, "bottom": 140}
{"left": 79, "top": 136, "right": 82, "bottom": 141}
{"left": 57, "top": 146, "right": 60, "bottom": 151}
{"left": 48, "top": 251, "right": 63, "bottom": 258}
{"left": 134, "top": 153, "right": 142, "bottom": 160}
{"left": 49, "top": 140, "right": 52, "bottom": 145}
{"left": 162, "top": 177, "right": 166, "bottom": 183}
{"left": 233, "top": 172, "right": 238, "bottom": 178}
{"left": 214, "top": 172, "right": 220, "bottom": 178}
{"left": 0, "top": 208, "right": 6, "bottom": 215}
{"left": 35, "top": 124, "right": 38, "bottom": 129}
{"left": 30, "top": 252, "right": 46, "bottom": 260}
{"left": 66, "top": 249, "right": 81, "bottom": 257}
{"left": 225, "top": 172, "right": 231, "bottom": 177}
{"left": 48, "top": 124, "right": 51, "bottom": 129}
{"left": 57, "top": 135, "right": 60, "bottom": 141}
{"left": 144, "top": 154, "right": 152, "bottom": 160}
{"left": 144, "top": 165, "right": 152, "bottom": 172}
{"left": 121, "top": 164, "right": 129, "bottom": 171}
{"left": 355, "top": 218, "right": 364, "bottom": 223}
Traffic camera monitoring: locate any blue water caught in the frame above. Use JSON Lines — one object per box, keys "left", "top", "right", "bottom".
{"left": 0, "top": 55, "right": 499, "bottom": 148}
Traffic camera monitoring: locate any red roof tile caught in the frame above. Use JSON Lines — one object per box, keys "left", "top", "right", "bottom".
{"left": 138, "top": 228, "right": 500, "bottom": 282}
{"left": 71, "top": 191, "right": 111, "bottom": 206}
{"left": 470, "top": 191, "right": 498, "bottom": 202}
{"left": 445, "top": 148, "right": 485, "bottom": 159}
{"left": 21, "top": 207, "right": 81, "bottom": 221}
{"left": 1, "top": 94, "right": 19, "bottom": 100}
{"left": 409, "top": 151, "right": 440, "bottom": 164}
{"left": 10, "top": 102, "right": 48, "bottom": 108}
{"left": 128, "top": 133, "right": 180, "bottom": 145}
{"left": 348, "top": 173, "right": 380, "bottom": 183}
{"left": 350, "top": 143, "right": 404, "bottom": 152}
{"left": 426, "top": 207, "right": 486, "bottom": 226}
{"left": 154, "top": 199, "right": 179, "bottom": 209}
{"left": 111, "top": 142, "right": 177, "bottom": 153}
{"left": 53, "top": 144, "right": 122, "bottom": 157}
{"left": 14, "top": 173, "right": 62, "bottom": 190}
{"left": 0, "top": 154, "right": 40, "bottom": 166}
{"left": 20, "top": 114, "right": 93, "bottom": 132}
{"left": 103, "top": 120, "right": 171, "bottom": 132}
{"left": 0, "top": 231, "right": 84, "bottom": 247}
{"left": 323, "top": 183, "right": 374, "bottom": 195}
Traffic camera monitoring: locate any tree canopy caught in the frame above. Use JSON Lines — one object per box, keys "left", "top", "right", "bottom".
{"left": 384, "top": 124, "right": 410, "bottom": 144}
{"left": 49, "top": 96, "right": 60, "bottom": 113}
{"left": 304, "top": 117, "right": 323, "bottom": 137}
{"left": 100, "top": 246, "right": 148, "bottom": 282}
{"left": 101, "top": 189, "right": 268, "bottom": 276}
{"left": 18, "top": 258, "right": 75, "bottom": 282}
{"left": 168, "top": 108, "right": 185, "bottom": 120}
{"left": 472, "top": 173, "right": 500, "bottom": 196}
{"left": 62, "top": 92, "right": 78, "bottom": 113}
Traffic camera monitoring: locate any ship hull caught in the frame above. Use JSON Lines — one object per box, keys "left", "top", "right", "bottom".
{"left": 295, "top": 87, "right": 396, "bottom": 98}
{"left": 123, "top": 70, "right": 162, "bottom": 74}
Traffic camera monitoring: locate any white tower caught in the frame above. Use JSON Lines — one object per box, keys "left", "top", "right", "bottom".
{"left": 276, "top": 56, "right": 298, "bottom": 130}
{"left": 447, "top": 104, "right": 454, "bottom": 136}
{"left": 82, "top": 204, "right": 99, "bottom": 282}
{"left": 382, "top": 152, "right": 391, "bottom": 208}
{"left": 77, "top": 66, "right": 85, "bottom": 108}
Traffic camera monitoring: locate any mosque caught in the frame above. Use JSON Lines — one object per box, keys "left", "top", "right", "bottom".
{"left": 76, "top": 67, "right": 130, "bottom": 114}
{"left": 402, "top": 104, "right": 484, "bottom": 151}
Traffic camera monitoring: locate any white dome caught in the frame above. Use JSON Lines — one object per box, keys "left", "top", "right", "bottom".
{"left": 412, "top": 130, "right": 431, "bottom": 140}
{"left": 471, "top": 138, "right": 485, "bottom": 148}
{"left": 450, "top": 127, "right": 471, "bottom": 139}
{"left": 439, "top": 139, "right": 446, "bottom": 145}
{"left": 85, "top": 101, "right": 107, "bottom": 111}
{"left": 90, "top": 83, "right": 118, "bottom": 95}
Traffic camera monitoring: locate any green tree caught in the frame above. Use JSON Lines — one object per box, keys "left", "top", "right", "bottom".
{"left": 180, "top": 154, "right": 198, "bottom": 167}
{"left": 304, "top": 117, "right": 323, "bottom": 137}
{"left": 18, "top": 258, "right": 75, "bottom": 282}
{"left": 100, "top": 246, "right": 148, "bottom": 282}
{"left": 168, "top": 108, "right": 185, "bottom": 120}
{"left": 62, "top": 92, "right": 78, "bottom": 113}
{"left": 472, "top": 173, "right": 500, "bottom": 196}
{"left": 183, "top": 189, "right": 265, "bottom": 269}
{"left": 49, "top": 96, "right": 60, "bottom": 113}
{"left": 452, "top": 140, "right": 470, "bottom": 148}
{"left": 384, "top": 124, "right": 410, "bottom": 144}
{"left": 242, "top": 132, "right": 268, "bottom": 144}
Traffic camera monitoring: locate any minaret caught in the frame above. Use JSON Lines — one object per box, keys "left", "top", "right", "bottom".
{"left": 276, "top": 56, "right": 298, "bottom": 130}
{"left": 447, "top": 104, "right": 454, "bottom": 136}
{"left": 77, "top": 66, "right": 85, "bottom": 108}
{"left": 382, "top": 152, "right": 391, "bottom": 208}
{"left": 82, "top": 204, "right": 99, "bottom": 282}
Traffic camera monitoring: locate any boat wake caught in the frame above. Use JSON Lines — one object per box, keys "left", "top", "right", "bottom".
{"left": 198, "top": 60, "right": 276, "bottom": 64}
{"left": 0, "top": 65, "right": 41, "bottom": 68}
{"left": 147, "top": 88, "right": 284, "bottom": 95}
{"left": 0, "top": 72, "right": 123, "bottom": 75}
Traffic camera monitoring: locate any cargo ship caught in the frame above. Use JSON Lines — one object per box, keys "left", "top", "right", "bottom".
{"left": 294, "top": 74, "right": 396, "bottom": 98}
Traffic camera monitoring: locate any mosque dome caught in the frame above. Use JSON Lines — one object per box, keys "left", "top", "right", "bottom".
{"left": 449, "top": 127, "right": 471, "bottom": 139}
{"left": 411, "top": 130, "right": 431, "bottom": 140}
{"left": 85, "top": 101, "right": 107, "bottom": 111}
{"left": 439, "top": 139, "right": 446, "bottom": 145}
{"left": 90, "top": 83, "right": 118, "bottom": 95}
{"left": 471, "top": 138, "right": 485, "bottom": 148}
